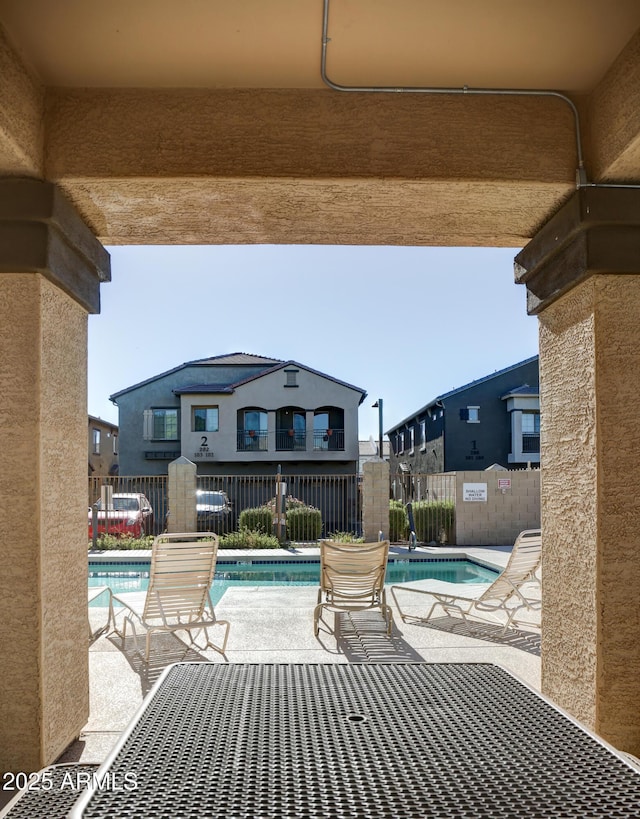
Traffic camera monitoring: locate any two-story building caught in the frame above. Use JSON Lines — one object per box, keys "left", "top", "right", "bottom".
{"left": 88, "top": 415, "right": 118, "bottom": 476}
{"left": 110, "top": 352, "right": 366, "bottom": 476}
{"left": 387, "top": 356, "right": 539, "bottom": 474}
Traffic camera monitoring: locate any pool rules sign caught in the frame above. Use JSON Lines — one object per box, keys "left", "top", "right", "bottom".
{"left": 463, "top": 483, "right": 488, "bottom": 502}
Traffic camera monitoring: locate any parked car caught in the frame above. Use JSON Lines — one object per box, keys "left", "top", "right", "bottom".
{"left": 196, "top": 489, "right": 233, "bottom": 533}
{"left": 88, "top": 493, "right": 154, "bottom": 539}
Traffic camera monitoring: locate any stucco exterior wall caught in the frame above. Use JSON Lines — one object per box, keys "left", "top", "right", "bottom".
{"left": 88, "top": 417, "right": 118, "bottom": 475}
{"left": 179, "top": 366, "right": 360, "bottom": 466}
{"left": 0, "top": 274, "right": 89, "bottom": 770}
{"left": 116, "top": 361, "right": 362, "bottom": 475}
{"left": 539, "top": 274, "right": 640, "bottom": 750}
{"left": 540, "top": 275, "right": 640, "bottom": 749}
{"left": 538, "top": 280, "right": 598, "bottom": 729}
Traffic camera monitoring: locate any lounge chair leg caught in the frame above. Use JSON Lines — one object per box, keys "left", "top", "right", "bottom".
{"left": 313, "top": 604, "right": 324, "bottom": 637}
{"left": 384, "top": 606, "right": 393, "bottom": 636}
{"left": 203, "top": 620, "right": 231, "bottom": 657}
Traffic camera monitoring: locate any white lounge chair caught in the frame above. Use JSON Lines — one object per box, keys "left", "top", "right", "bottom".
{"left": 391, "top": 529, "right": 542, "bottom": 633}
{"left": 111, "top": 532, "right": 229, "bottom": 660}
{"left": 314, "top": 539, "right": 393, "bottom": 636}
{"left": 88, "top": 586, "right": 112, "bottom": 642}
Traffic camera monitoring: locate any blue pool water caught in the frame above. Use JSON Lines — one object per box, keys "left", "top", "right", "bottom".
{"left": 89, "top": 558, "right": 499, "bottom": 606}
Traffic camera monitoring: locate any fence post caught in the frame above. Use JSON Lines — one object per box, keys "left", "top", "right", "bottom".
{"left": 362, "top": 459, "right": 390, "bottom": 542}
{"left": 167, "top": 457, "right": 197, "bottom": 533}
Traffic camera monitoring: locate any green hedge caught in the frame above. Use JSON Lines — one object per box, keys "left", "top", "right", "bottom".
{"left": 326, "top": 531, "right": 364, "bottom": 544}
{"left": 238, "top": 507, "right": 273, "bottom": 533}
{"left": 219, "top": 527, "right": 280, "bottom": 549}
{"left": 412, "top": 500, "right": 455, "bottom": 544}
{"left": 89, "top": 534, "right": 155, "bottom": 551}
{"left": 389, "top": 500, "right": 408, "bottom": 542}
{"left": 286, "top": 505, "right": 323, "bottom": 541}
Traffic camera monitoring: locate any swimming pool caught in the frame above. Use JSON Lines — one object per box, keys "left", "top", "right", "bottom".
{"left": 88, "top": 558, "right": 499, "bottom": 606}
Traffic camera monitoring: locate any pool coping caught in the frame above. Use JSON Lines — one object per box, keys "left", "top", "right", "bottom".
{"left": 88, "top": 544, "right": 511, "bottom": 574}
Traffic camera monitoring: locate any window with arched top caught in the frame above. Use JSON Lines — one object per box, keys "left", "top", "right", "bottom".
{"left": 237, "top": 408, "right": 268, "bottom": 451}
{"left": 313, "top": 407, "right": 344, "bottom": 451}
{"left": 276, "top": 407, "right": 306, "bottom": 451}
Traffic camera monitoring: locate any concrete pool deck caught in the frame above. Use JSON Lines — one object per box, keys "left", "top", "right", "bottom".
{"left": 68, "top": 544, "right": 541, "bottom": 767}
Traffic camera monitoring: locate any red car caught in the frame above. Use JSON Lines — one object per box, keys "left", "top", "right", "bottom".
{"left": 88, "top": 493, "right": 154, "bottom": 539}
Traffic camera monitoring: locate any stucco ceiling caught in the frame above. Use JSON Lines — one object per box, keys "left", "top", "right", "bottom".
{"left": 1, "top": 0, "right": 639, "bottom": 93}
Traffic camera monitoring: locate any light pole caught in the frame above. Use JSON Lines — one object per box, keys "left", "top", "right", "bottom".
{"left": 372, "top": 399, "right": 383, "bottom": 460}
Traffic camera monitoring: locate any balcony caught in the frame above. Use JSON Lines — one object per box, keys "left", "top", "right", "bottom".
{"left": 522, "top": 433, "right": 540, "bottom": 453}
{"left": 313, "top": 428, "right": 345, "bottom": 451}
{"left": 276, "top": 429, "right": 307, "bottom": 451}
{"left": 237, "top": 430, "right": 268, "bottom": 451}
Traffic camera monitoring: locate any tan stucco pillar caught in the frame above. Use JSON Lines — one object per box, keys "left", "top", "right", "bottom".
{"left": 167, "top": 457, "right": 197, "bottom": 533}
{"left": 362, "top": 459, "right": 389, "bottom": 543}
{"left": 515, "top": 187, "right": 640, "bottom": 753}
{"left": 0, "top": 178, "right": 110, "bottom": 772}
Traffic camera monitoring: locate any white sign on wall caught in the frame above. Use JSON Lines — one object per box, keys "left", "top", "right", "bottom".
{"left": 463, "top": 482, "right": 488, "bottom": 502}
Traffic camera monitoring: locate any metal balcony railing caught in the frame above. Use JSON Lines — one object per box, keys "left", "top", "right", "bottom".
{"left": 313, "top": 428, "right": 345, "bottom": 451}
{"left": 276, "top": 430, "right": 307, "bottom": 451}
{"left": 522, "top": 433, "right": 540, "bottom": 453}
{"left": 237, "top": 430, "right": 269, "bottom": 451}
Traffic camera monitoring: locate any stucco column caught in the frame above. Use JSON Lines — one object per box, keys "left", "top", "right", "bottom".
{"left": 0, "top": 179, "right": 110, "bottom": 772}
{"left": 167, "top": 456, "right": 197, "bottom": 532}
{"left": 515, "top": 187, "right": 640, "bottom": 753}
{"left": 362, "top": 459, "right": 389, "bottom": 542}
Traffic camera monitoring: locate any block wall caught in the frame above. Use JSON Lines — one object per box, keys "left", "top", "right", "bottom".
{"left": 454, "top": 469, "right": 540, "bottom": 545}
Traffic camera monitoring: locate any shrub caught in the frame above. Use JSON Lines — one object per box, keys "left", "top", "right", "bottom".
{"left": 326, "top": 531, "right": 364, "bottom": 544}
{"left": 389, "top": 500, "right": 408, "bottom": 542}
{"left": 238, "top": 506, "right": 273, "bottom": 533}
{"left": 219, "top": 527, "right": 280, "bottom": 550}
{"left": 264, "top": 494, "right": 308, "bottom": 512}
{"left": 89, "top": 533, "right": 155, "bottom": 551}
{"left": 412, "top": 500, "right": 455, "bottom": 544}
{"left": 286, "top": 505, "right": 323, "bottom": 541}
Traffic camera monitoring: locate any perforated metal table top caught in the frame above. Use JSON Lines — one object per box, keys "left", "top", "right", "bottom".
{"left": 71, "top": 663, "right": 640, "bottom": 818}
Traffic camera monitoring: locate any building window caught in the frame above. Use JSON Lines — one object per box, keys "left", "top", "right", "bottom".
{"left": 420, "top": 419, "right": 426, "bottom": 450}
{"left": 238, "top": 408, "right": 268, "bottom": 451}
{"left": 460, "top": 406, "right": 480, "bottom": 423}
{"left": 276, "top": 408, "right": 306, "bottom": 450}
{"left": 522, "top": 411, "right": 541, "bottom": 453}
{"left": 192, "top": 406, "right": 219, "bottom": 432}
{"left": 522, "top": 411, "right": 540, "bottom": 434}
{"left": 312, "top": 407, "right": 344, "bottom": 450}
{"left": 112, "top": 434, "right": 118, "bottom": 455}
{"left": 152, "top": 408, "right": 179, "bottom": 440}
{"left": 92, "top": 428, "right": 100, "bottom": 455}
{"left": 397, "top": 431, "right": 404, "bottom": 454}
{"left": 409, "top": 427, "right": 415, "bottom": 454}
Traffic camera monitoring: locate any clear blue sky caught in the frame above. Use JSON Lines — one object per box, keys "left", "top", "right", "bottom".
{"left": 88, "top": 245, "right": 538, "bottom": 441}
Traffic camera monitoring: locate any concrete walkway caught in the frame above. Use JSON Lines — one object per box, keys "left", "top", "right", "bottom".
{"left": 64, "top": 544, "right": 541, "bottom": 767}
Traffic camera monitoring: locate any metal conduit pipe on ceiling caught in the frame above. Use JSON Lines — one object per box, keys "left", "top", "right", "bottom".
{"left": 320, "top": 0, "right": 588, "bottom": 188}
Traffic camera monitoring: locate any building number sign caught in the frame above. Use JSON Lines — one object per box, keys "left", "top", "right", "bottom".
{"left": 194, "top": 435, "right": 215, "bottom": 459}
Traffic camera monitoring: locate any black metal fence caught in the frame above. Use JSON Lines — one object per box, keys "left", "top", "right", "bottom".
{"left": 197, "top": 473, "right": 361, "bottom": 538}
{"left": 88, "top": 474, "right": 169, "bottom": 535}
{"left": 89, "top": 472, "right": 361, "bottom": 540}
{"left": 389, "top": 472, "right": 457, "bottom": 545}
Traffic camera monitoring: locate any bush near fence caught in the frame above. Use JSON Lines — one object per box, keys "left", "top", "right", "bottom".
{"left": 219, "top": 527, "right": 280, "bottom": 549}
{"left": 237, "top": 502, "right": 323, "bottom": 542}
{"left": 412, "top": 500, "right": 455, "bottom": 544}
{"left": 286, "top": 505, "right": 323, "bottom": 541}
{"left": 238, "top": 507, "right": 273, "bottom": 533}
{"left": 389, "top": 500, "right": 409, "bottom": 542}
